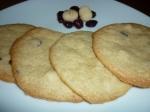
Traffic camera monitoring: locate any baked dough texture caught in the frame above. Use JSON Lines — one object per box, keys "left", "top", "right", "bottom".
{"left": 50, "top": 31, "right": 130, "bottom": 103}
{"left": 0, "top": 24, "right": 34, "bottom": 82}
{"left": 93, "top": 23, "right": 150, "bottom": 87}
{"left": 11, "top": 28, "right": 82, "bottom": 102}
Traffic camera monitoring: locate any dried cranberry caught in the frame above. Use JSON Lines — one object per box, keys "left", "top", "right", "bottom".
{"left": 57, "top": 11, "right": 64, "bottom": 23}
{"left": 86, "top": 20, "right": 97, "bottom": 27}
{"left": 92, "top": 11, "right": 96, "bottom": 18}
{"left": 63, "top": 21, "right": 73, "bottom": 28}
{"left": 70, "top": 6, "right": 79, "bottom": 12}
{"left": 73, "top": 19, "right": 83, "bottom": 29}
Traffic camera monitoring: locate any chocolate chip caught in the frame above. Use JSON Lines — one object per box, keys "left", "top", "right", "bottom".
{"left": 0, "top": 57, "right": 2, "bottom": 61}
{"left": 70, "top": 6, "right": 79, "bottom": 12}
{"left": 120, "top": 31, "right": 128, "bottom": 37}
{"left": 9, "top": 60, "right": 12, "bottom": 64}
{"left": 92, "top": 11, "right": 96, "bottom": 18}
{"left": 63, "top": 21, "right": 73, "bottom": 28}
{"left": 86, "top": 20, "right": 97, "bottom": 27}
{"left": 57, "top": 11, "right": 64, "bottom": 23}
{"left": 73, "top": 19, "right": 83, "bottom": 29}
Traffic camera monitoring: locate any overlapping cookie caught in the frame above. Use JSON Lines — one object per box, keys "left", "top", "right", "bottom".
{"left": 11, "top": 28, "right": 82, "bottom": 102}
{"left": 93, "top": 23, "right": 150, "bottom": 87}
{"left": 1, "top": 22, "right": 149, "bottom": 104}
{"left": 0, "top": 24, "right": 34, "bottom": 82}
{"left": 50, "top": 31, "right": 131, "bottom": 103}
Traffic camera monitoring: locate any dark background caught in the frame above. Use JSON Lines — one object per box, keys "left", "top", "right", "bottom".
{"left": 0, "top": 0, "right": 150, "bottom": 16}
{"left": 117, "top": 0, "right": 150, "bottom": 16}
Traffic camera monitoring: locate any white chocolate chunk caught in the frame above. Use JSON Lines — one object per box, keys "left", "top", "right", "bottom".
{"left": 79, "top": 6, "right": 92, "bottom": 22}
{"left": 63, "top": 10, "right": 78, "bottom": 22}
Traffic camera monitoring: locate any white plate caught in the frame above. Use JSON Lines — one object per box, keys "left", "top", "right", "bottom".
{"left": 0, "top": 0, "right": 150, "bottom": 112}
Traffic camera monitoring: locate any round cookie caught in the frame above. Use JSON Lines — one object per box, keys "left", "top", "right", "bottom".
{"left": 11, "top": 28, "right": 82, "bottom": 102}
{"left": 50, "top": 31, "right": 130, "bottom": 103}
{"left": 93, "top": 23, "right": 150, "bottom": 88}
{"left": 0, "top": 24, "right": 34, "bottom": 82}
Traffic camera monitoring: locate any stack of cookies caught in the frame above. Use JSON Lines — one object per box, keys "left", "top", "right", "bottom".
{"left": 0, "top": 23, "right": 149, "bottom": 103}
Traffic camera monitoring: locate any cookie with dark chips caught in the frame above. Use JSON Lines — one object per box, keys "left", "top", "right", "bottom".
{"left": 11, "top": 27, "right": 82, "bottom": 102}
{"left": 0, "top": 24, "right": 34, "bottom": 82}
{"left": 93, "top": 23, "right": 150, "bottom": 88}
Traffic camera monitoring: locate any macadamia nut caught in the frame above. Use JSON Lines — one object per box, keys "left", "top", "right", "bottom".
{"left": 62, "top": 10, "right": 78, "bottom": 22}
{"left": 79, "top": 6, "right": 92, "bottom": 22}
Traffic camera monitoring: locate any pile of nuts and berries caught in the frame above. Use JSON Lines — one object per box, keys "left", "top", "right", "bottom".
{"left": 57, "top": 6, "right": 98, "bottom": 29}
